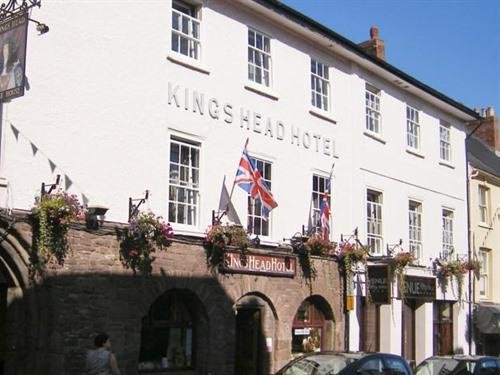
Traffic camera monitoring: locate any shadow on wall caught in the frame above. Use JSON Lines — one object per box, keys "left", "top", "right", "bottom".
{"left": 0, "top": 271, "right": 272, "bottom": 375}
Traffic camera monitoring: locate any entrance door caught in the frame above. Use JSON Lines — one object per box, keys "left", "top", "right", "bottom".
{"left": 402, "top": 300, "right": 415, "bottom": 361}
{"left": 235, "top": 308, "right": 262, "bottom": 375}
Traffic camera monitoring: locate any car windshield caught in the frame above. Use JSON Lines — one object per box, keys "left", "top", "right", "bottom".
{"left": 282, "top": 354, "right": 361, "bottom": 375}
{"left": 415, "top": 358, "right": 476, "bottom": 375}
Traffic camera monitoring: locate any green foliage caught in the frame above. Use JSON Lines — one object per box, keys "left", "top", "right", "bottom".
{"left": 436, "top": 258, "right": 469, "bottom": 301}
{"left": 203, "top": 225, "right": 249, "bottom": 269}
{"left": 291, "top": 234, "right": 337, "bottom": 283}
{"left": 389, "top": 251, "right": 415, "bottom": 300}
{"left": 30, "top": 191, "right": 84, "bottom": 277}
{"left": 120, "top": 212, "right": 174, "bottom": 275}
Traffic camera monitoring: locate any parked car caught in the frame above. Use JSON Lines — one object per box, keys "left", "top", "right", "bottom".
{"left": 415, "top": 355, "right": 500, "bottom": 375}
{"left": 275, "top": 351, "right": 413, "bottom": 375}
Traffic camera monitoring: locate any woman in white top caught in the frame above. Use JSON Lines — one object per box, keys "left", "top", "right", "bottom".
{"left": 84, "top": 333, "right": 121, "bottom": 375}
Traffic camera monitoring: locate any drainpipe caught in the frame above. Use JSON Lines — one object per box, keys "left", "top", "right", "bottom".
{"left": 464, "top": 118, "right": 484, "bottom": 355}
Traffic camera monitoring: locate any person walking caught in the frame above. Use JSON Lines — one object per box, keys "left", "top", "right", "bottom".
{"left": 84, "top": 333, "right": 121, "bottom": 375}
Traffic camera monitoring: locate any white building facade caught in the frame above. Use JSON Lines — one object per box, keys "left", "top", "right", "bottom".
{"left": 0, "top": 0, "right": 480, "bottom": 370}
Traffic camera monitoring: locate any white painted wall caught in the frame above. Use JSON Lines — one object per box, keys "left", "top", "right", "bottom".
{"left": 0, "top": 0, "right": 473, "bottom": 356}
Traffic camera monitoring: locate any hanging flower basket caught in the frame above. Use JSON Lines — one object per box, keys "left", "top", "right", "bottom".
{"left": 338, "top": 242, "right": 368, "bottom": 274}
{"left": 435, "top": 258, "right": 469, "bottom": 300}
{"left": 120, "top": 212, "right": 174, "bottom": 275}
{"left": 203, "top": 224, "right": 249, "bottom": 269}
{"left": 290, "top": 234, "right": 337, "bottom": 283}
{"left": 389, "top": 251, "right": 415, "bottom": 300}
{"left": 30, "top": 191, "right": 85, "bottom": 276}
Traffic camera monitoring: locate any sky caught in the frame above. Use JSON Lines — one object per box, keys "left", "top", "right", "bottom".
{"left": 282, "top": 0, "right": 500, "bottom": 115}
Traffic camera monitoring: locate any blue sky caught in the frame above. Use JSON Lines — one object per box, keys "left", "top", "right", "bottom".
{"left": 282, "top": 0, "right": 500, "bottom": 115}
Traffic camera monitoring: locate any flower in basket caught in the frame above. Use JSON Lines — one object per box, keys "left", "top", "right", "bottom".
{"left": 31, "top": 190, "right": 85, "bottom": 269}
{"left": 120, "top": 212, "right": 174, "bottom": 275}
{"left": 435, "top": 258, "right": 469, "bottom": 300}
{"left": 390, "top": 251, "right": 415, "bottom": 271}
{"left": 305, "top": 235, "right": 337, "bottom": 256}
{"left": 338, "top": 241, "right": 368, "bottom": 273}
{"left": 203, "top": 224, "right": 249, "bottom": 268}
{"left": 465, "top": 258, "right": 481, "bottom": 279}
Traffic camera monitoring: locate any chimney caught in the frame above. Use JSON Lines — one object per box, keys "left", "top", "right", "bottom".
{"left": 473, "top": 107, "right": 500, "bottom": 151}
{"left": 358, "top": 26, "right": 385, "bottom": 61}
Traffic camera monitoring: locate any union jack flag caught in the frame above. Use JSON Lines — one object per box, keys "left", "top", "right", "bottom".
{"left": 234, "top": 143, "right": 277, "bottom": 219}
{"left": 320, "top": 180, "right": 331, "bottom": 240}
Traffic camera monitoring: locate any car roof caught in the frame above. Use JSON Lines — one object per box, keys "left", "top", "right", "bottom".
{"left": 421, "top": 355, "right": 498, "bottom": 362}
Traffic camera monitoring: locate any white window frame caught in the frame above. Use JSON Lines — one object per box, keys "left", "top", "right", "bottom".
{"left": 365, "top": 84, "right": 381, "bottom": 134}
{"left": 311, "top": 59, "right": 330, "bottom": 112}
{"left": 406, "top": 105, "right": 420, "bottom": 150}
{"left": 171, "top": 0, "right": 201, "bottom": 60}
{"left": 168, "top": 137, "right": 200, "bottom": 226}
{"left": 247, "top": 28, "right": 272, "bottom": 87}
{"left": 478, "top": 185, "right": 489, "bottom": 225}
{"left": 408, "top": 200, "right": 422, "bottom": 261}
{"left": 366, "top": 190, "right": 383, "bottom": 255}
{"left": 247, "top": 157, "right": 273, "bottom": 236}
{"left": 441, "top": 209, "right": 454, "bottom": 260}
{"left": 312, "top": 174, "right": 330, "bottom": 235}
{"left": 439, "top": 121, "right": 452, "bottom": 162}
{"left": 479, "top": 248, "right": 490, "bottom": 299}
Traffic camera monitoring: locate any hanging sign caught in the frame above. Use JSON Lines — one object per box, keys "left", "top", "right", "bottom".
{"left": 367, "top": 265, "right": 391, "bottom": 304}
{"left": 0, "top": 12, "right": 28, "bottom": 102}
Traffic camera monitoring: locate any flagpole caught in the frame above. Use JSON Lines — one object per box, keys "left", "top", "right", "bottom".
{"left": 228, "top": 137, "right": 249, "bottom": 204}
{"left": 219, "top": 138, "right": 250, "bottom": 223}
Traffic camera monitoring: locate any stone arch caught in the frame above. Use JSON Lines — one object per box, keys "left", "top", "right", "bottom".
{"left": 137, "top": 286, "right": 210, "bottom": 373}
{"left": 291, "top": 294, "right": 336, "bottom": 353}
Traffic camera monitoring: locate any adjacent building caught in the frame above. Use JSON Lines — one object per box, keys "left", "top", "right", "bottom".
{"left": 0, "top": 0, "right": 484, "bottom": 373}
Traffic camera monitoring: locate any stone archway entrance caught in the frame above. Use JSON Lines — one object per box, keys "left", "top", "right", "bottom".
{"left": 291, "top": 295, "right": 335, "bottom": 356}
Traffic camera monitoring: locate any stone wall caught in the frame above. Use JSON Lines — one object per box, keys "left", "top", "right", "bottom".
{"left": 1, "top": 218, "right": 345, "bottom": 374}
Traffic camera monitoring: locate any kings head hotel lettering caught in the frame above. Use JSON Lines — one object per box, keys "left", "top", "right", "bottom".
{"left": 222, "top": 251, "right": 296, "bottom": 277}
{"left": 168, "top": 82, "right": 336, "bottom": 158}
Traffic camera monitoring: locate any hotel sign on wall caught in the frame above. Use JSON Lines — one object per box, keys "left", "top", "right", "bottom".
{"left": 221, "top": 251, "right": 296, "bottom": 277}
{"left": 0, "top": 12, "right": 28, "bottom": 102}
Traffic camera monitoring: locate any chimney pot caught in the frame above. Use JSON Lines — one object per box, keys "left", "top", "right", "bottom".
{"left": 370, "top": 26, "right": 379, "bottom": 40}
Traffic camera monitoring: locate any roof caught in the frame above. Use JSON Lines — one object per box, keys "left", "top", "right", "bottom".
{"left": 254, "top": 0, "right": 482, "bottom": 121}
{"left": 467, "top": 136, "right": 500, "bottom": 178}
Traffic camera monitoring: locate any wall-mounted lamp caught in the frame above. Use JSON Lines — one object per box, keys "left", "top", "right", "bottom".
{"left": 85, "top": 205, "right": 108, "bottom": 229}
{"left": 36, "top": 22, "right": 49, "bottom": 35}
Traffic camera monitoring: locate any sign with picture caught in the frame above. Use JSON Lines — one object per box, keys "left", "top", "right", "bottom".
{"left": 0, "top": 12, "right": 28, "bottom": 102}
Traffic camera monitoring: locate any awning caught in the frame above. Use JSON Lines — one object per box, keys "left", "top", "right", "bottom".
{"left": 475, "top": 303, "right": 500, "bottom": 334}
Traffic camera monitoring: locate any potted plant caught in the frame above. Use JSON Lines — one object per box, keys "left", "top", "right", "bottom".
{"left": 120, "top": 211, "right": 174, "bottom": 275}
{"left": 203, "top": 224, "right": 249, "bottom": 269}
{"left": 30, "top": 191, "right": 85, "bottom": 276}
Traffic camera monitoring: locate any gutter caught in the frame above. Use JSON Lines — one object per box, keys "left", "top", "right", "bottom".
{"left": 253, "top": 0, "right": 482, "bottom": 121}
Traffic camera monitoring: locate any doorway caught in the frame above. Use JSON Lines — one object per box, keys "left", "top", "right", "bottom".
{"left": 235, "top": 308, "right": 262, "bottom": 375}
{"left": 402, "top": 300, "right": 416, "bottom": 361}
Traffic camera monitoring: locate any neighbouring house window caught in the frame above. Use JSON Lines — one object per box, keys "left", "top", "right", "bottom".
{"left": 169, "top": 138, "right": 200, "bottom": 225}
{"left": 441, "top": 209, "right": 454, "bottom": 260}
{"left": 406, "top": 105, "right": 420, "bottom": 150}
{"left": 365, "top": 84, "right": 381, "bottom": 134}
{"left": 312, "top": 175, "right": 330, "bottom": 235}
{"left": 367, "top": 190, "right": 383, "bottom": 255}
{"left": 248, "top": 157, "right": 272, "bottom": 236}
{"left": 408, "top": 201, "right": 422, "bottom": 261}
{"left": 311, "top": 59, "right": 330, "bottom": 111}
{"left": 171, "top": 0, "right": 201, "bottom": 60}
{"left": 139, "top": 290, "right": 195, "bottom": 371}
{"left": 439, "top": 121, "right": 451, "bottom": 162}
{"left": 433, "top": 302, "right": 453, "bottom": 355}
{"left": 478, "top": 185, "right": 489, "bottom": 224}
{"left": 479, "top": 248, "right": 490, "bottom": 298}
{"left": 248, "top": 28, "right": 271, "bottom": 87}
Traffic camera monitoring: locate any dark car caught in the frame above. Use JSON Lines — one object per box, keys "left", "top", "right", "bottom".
{"left": 415, "top": 355, "right": 500, "bottom": 375}
{"left": 275, "top": 351, "right": 413, "bottom": 375}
